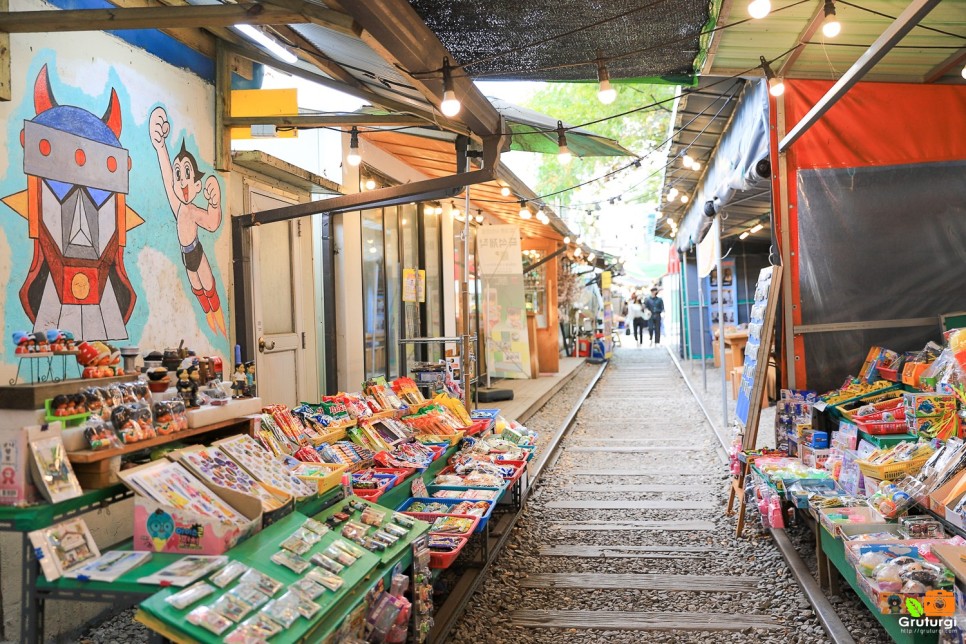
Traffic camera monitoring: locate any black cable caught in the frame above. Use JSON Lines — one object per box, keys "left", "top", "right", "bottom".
{"left": 836, "top": 0, "right": 966, "bottom": 40}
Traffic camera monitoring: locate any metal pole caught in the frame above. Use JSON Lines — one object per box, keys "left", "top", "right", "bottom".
{"left": 698, "top": 264, "right": 707, "bottom": 392}
{"left": 461, "top": 189, "right": 471, "bottom": 412}
{"left": 679, "top": 250, "right": 689, "bottom": 361}
{"left": 716, "top": 220, "right": 728, "bottom": 435}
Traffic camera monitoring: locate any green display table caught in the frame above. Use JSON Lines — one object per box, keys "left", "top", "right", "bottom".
{"left": 376, "top": 444, "right": 460, "bottom": 511}
{"left": 138, "top": 499, "right": 429, "bottom": 643}
{"left": 0, "top": 484, "right": 131, "bottom": 532}
{"left": 820, "top": 526, "right": 938, "bottom": 644}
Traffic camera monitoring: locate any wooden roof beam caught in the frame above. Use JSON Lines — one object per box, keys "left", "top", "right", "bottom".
{"left": 0, "top": 3, "right": 309, "bottom": 33}
{"left": 225, "top": 114, "right": 426, "bottom": 128}
{"left": 777, "top": 3, "right": 825, "bottom": 77}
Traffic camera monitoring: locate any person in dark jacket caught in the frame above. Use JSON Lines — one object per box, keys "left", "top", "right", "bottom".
{"left": 644, "top": 287, "right": 665, "bottom": 346}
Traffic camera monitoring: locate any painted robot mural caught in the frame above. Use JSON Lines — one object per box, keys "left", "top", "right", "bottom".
{"left": 149, "top": 107, "right": 226, "bottom": 338}
{"left": 3, "top": 65, "right": 142, "bottom": 340}
{"left": 2, "top": 63, "right": 227, "bottom": 351}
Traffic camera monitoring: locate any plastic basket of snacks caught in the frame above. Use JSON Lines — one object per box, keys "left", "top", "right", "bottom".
{"left": 425, "top": 484, "right": 504, "bottom": 501}
{"left": 397, "top": 497, "right": 495, "bottom": 533}
{"left": 290, "top": 462, "right": 348, "bottom": 494}
{"left": 373, "top": 467, "right": 416, "bottom": 485}
{"left": 854, "top": 418, "right": 909, "bottom": 435}
{"left": 428, "top": 535, "right": 469, "bottom": 569}
{"left": 397, "top": 498, "right": 483, "bottom": 535}
{"left": 464, "top": 419, "right": 490, "bottom": 436}
{"left": 857, "top": 455, "right": 932, "bottom": 481}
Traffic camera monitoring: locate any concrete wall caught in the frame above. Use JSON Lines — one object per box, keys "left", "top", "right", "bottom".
{"left": 0, "top": 12, "right": 226, "bottom": 641}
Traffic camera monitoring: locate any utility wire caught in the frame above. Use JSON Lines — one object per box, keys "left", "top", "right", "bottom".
{"left": 835, "top": 0, "right": 966, "bottom": 41}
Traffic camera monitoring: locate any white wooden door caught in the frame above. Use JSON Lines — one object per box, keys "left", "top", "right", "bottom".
{"left": 248, "top": 187, "right": 306, "bottom": 408}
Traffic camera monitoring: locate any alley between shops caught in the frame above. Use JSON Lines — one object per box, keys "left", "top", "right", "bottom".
{"left": 448, "top": 347, "right": 884, "bottom": 644}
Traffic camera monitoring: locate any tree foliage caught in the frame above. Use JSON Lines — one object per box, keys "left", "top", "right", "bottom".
{"left": 523, "top": 82, "right": 676, "bottom": 209}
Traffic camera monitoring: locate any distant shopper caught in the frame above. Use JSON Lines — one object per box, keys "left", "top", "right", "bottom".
{"left": 644, "top": 287, "right": 665, "bottom": 346}
{"left": 628, "top": 295, "right": 646, "bottom": 347}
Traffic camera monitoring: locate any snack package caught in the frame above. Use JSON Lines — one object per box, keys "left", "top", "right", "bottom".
{"left": 186, "top": 606, "right": 232, "bottom": 635}
{"left": 82, "top": 418, "right": 122, "bottom": 451}
{"left": 166, "top": 581, "right": 216, "bottom": 610}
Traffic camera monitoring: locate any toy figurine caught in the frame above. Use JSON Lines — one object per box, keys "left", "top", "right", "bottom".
{"left": 231, "top": 363, "right": 247, "bottom": 398}
{"left": 245, "top": 361, "right": 256, "bottom": 398}
{"left": 176, "top": 367, "right": 200, "bottom": 408}
{"left": 52, "top": 395, "right": 70, "bottom": 417}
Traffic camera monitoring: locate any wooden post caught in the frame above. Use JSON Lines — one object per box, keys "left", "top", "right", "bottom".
{"left": 214, "top": 40, "right": 231, "bottom": 172}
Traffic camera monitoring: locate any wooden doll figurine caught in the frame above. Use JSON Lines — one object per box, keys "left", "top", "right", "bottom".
{"left": 231, "top": 363, "right": 247, "bottom": 398}
{"left": 176, "top": 367, "right": 199, "bottom": 408}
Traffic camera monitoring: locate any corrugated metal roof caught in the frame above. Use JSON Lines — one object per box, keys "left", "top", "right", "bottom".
{"left": 704, "top": 0, "right": 966, "bottom": 83}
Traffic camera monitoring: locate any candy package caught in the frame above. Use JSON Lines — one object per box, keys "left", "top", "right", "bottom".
{"left": 271, "top": 549, "right": 310, "bottom": 574}
{"left": 238, "top": 569, "right": 283, "bottom": 597}
{"left": 166, "top": 581, "right": 215, "bottom": 610}
{"left": 210, "top": 561, "right": 249, "bottom": 588}
{"left": 186, "top": 606, "right": 232, "bottom": 635}
{"left": 306, "top": 568, "right": 344, "bottom": 592}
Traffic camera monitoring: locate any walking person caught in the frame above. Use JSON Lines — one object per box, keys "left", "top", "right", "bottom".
{"left": 628, "top": 294, "right": 647, "bottom": 347}
{"left": 644, "top": 287, "right": 665, "bottom": 346}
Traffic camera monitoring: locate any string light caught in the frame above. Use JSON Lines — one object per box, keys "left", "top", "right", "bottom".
{"left": 680, "top": 195, "right": 689, "bottom": 203}
{"left": 346, "top": 126, "right": 362, "bottom": 167}
{"left": 596, "top": 52, "right": 617, "bottom": 105}
{"left": 475, "top": 210, "right": 484, "bottom": 224}
{"left": 500, "top": 185, "right": 511, "bottom": 197}
{"left": 760, "top": 56, "right": 785, "bottom": 97}
{"left": 574, "top": 247, "right": 582, "bottom": 257}
{"left": 822, "top": 0, "right": 841, "bottom": 38}
{"left": 748, "top": 0, "right": 771, "bottom": 20}
{"left": 682, "top": 154, "right": 694, "bottom": 168}
{"left": 519, "top": 200, "right": 532, "bottom": 220}
{"left": 962, "top": 63, "right": 966, "bottom": 80}
{"left": 556, "top": 121, "right": 572, "bottom": 164}
{"left": 450, "top": 201, "right": 461, "bottom": 220}
{"left": 365, "top": 178, "right": 376, "bottom": 190}
{"left": 587, "top": 252, "right": 596, "bottom": 262}
{"left": 692, "top": 161, "right": 702, "bottom": 171}
{"left": 668, "top": 187, "right": 679, "bottom": 200}
{"left": 563, "top": 236, "right": 571, "bottom": 244}
{"left": 440, "top": 57, "right": 461, "bottom": 117}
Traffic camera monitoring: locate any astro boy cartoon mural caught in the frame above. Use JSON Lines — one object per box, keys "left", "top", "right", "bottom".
{"left": 149, "top": 106, "right": 226, "bottom": 337}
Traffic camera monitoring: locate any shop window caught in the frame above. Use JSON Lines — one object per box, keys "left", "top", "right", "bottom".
{"left": 384, "top": 206, "right": 401, "bottom": 379}
{"left": 362, "top": 209, "right": 386, "bottom": 379}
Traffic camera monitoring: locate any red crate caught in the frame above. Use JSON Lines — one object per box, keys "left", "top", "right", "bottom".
{"left": 429, "top": 536, "right": 469, "bottom": 569}
{"left": 464, "top": 419, "right": 490, "bottom": 436}
{"left": 855, "top": 418, "right": 908, "bottom": 435}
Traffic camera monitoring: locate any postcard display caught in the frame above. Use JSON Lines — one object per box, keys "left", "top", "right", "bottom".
{"left": 705, "top": 258, "right": 739, "bottom": 331}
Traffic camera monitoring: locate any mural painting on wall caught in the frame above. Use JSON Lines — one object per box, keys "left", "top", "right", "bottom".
{"left": 2, "top": 65, "right": 142, "bottom": 341}
{"left": 0, "top": 60, "right": 228, "bottom": 366}
{"left": 149, "top": 107, "right": 226, "bottom": 337}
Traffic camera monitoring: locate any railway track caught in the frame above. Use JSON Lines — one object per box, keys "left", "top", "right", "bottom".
{"left": 432, "top": 347, "right": 879, "bottom": 644}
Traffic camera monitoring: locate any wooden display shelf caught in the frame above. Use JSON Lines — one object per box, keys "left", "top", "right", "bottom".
{"left": 0, "top": 373, "right": 137, "bottom": 410}
{"left": 67, "top": 416, "right": 254, "bottom": 463}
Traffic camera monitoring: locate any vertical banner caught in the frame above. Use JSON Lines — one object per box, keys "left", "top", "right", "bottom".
{"left": 477, "top": 225, "right": 532, "bottom": 379}
{"left": 601, "top": 270, "right": 613, "bottom": 358}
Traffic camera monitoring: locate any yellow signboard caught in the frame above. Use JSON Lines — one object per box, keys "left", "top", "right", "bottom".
{"left": 230, "top": 89, "right": 298, "bottom": 139}
{"left": 601, "top": 270, "right": 612, "bottom": 290}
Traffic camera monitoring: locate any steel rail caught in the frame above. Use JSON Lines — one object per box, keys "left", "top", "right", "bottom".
{"left": 428, "top": 361, "right": 608, "bottom": 643}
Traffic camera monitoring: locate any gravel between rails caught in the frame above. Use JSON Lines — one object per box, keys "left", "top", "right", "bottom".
{"left": 448, "top": 347, "right": 893, "bottom": 644}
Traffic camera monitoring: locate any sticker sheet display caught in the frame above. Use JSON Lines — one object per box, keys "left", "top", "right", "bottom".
{"left": 123, "top": 461, "right": 247, "bottom": 525}
{"left": 137, "top": 555, "right": 228, "bottom": 586}
{"left": 28, "top": 518, "right": 100, "bottom": 580}
{"left": 215, "top": 435, "right": 315, "bottom": 498}
{"left": 180, "top": 446, "right": 285, "bottom": 512}
{"left": 29, "top": 435, "right": 83, "bottom": 503}
{"left": 63, "top": 550, "right": 152, "bottom": 582}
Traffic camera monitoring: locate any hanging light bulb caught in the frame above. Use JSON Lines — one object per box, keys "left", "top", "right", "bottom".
{"left": 962, "top": 63, "right": 966, "bottom": 80}
{"left": 556, "top": 121, "right": 573, "bottom": 164}
{"left": 574, "top": 247, "right": 582, "bottom": 257}
{"left": 365, "top": 178, "right": 376, "bottom": 190}
{"left": 748, "top": 0, "right": 771, "bottom": 19}
{"left": 668, "top": 187, "right": 679, "bottom": 200}
{"left": 692, "top": 161, "right": 702, "bottom": 171}
{"left": 563, "top": 236, "right": 571, "bottom": 244}
{"left": 680, "top": 194, "right": 689, "bottom": 204}
{"left": 450, "top": 201, "right": 461, "bottom": 220}
{"left": 822, "top": 0, "right": 841, "bottom": 38}
{"left": 595, "top": 52, "right": 617, "bottom": 105}
{"left": 587, "top": 252, "right": 596, "bottom": 262}
{"left": 739, "top": 231, "right": 751, "bottom": 240}
{"left": 500, "top": 185, "right": 511, "bottom": 197}
{"left": 519, "top": 200, "right": 532, "bottom": 220}
{"left": 439, "top": 57, "right": 461, "bottom": 117}
{"left": 475, "top": 210, "right": 484, "bottom": 224}
{"left": 346, "top": 126, "right": 362, "bottom": 167}
{"left": 760, "top": 56, "right": 785, "bottom": 97}
{"left": 576, "top": 236, "right": 584, "bottom": 244}
{"left": 682, "top": 154, "right": 694, "bottom": 168}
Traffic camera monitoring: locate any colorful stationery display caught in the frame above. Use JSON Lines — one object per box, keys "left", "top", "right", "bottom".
{"left": 180, "top": 446, "right": 286, "bottom": 512}
{"left": 63, "top": 550, "right": 153, "bottom": 582}
{"left": 29, "top": 435, "right": 83, "bottom": 503}
{"left": 215, "top": 435, "right": 316, "bottom": 498}
{"left": 121, "top": 461, "right": 248, "bottom": 526}
{"left": 28, "top": 518, "right": 100, "bottom": 580}
{"left": 138, "top": 555, "right": 228, "bottom": 586}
